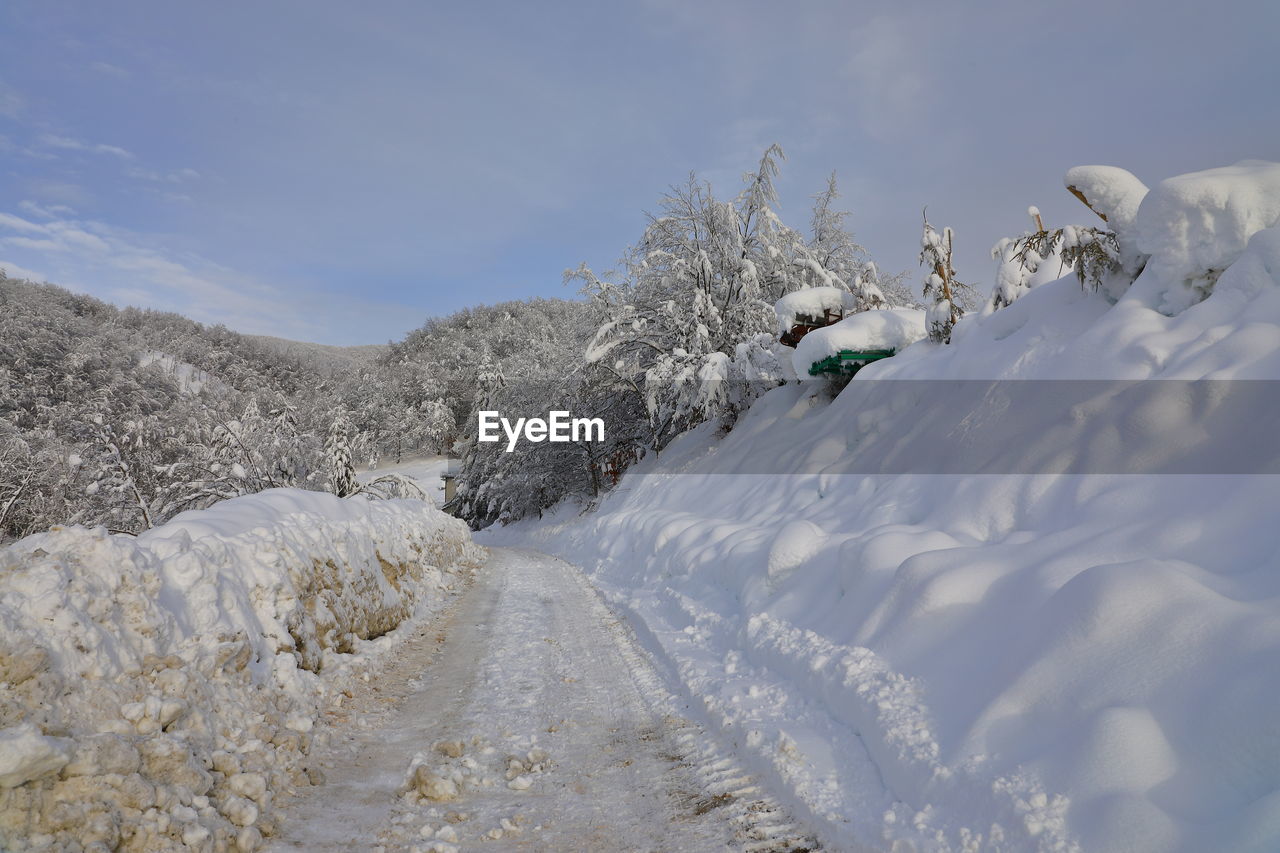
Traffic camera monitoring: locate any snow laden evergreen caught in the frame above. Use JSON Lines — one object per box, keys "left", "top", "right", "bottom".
{"left": 325, "top": 415, "right": 358, "bottom": 498}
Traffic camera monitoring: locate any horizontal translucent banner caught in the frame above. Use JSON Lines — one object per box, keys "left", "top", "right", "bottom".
{"left": 478, "top": 380, "right": 1280, "bottom": 475}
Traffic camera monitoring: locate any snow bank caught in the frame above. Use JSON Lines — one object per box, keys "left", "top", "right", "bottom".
{"left": 773, "top": 286, "right": 854, "bottom": 331}
{"left": 790, "top": 307, "right": 926, "bottom": 376}
{"left": 0, "top": 488, "right": 483, "bottom": 852}
{"left": 1130, "top": 160, "right": 1280, "bottom": 312}
{"left": 488, "top": 161, "right": 1280, "bottom": 852}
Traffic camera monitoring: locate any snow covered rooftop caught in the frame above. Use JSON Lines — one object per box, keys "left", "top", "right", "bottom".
{"left": 773, "top": 286, "right": 855, "bottom": 332}
{"left": 791, "top": 308, "right": 926, "bottom": 378}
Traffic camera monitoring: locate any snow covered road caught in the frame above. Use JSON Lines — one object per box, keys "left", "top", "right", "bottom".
{"left": 270, "top": 548, "right": 819, "bottom": 852}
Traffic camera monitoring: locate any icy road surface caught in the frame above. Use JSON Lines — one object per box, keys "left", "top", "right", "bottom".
{"left": 270, "top": 548, "right": 819, "bottom": 852}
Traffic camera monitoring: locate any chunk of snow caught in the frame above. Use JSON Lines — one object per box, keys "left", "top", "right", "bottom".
{"left": 0, "top": 725, "right": 73, "bottom": 788}
{"left": 1064, "top": 165, "right": 1148, "bottom": 235}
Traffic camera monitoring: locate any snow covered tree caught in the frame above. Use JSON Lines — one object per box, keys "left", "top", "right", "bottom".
{"left": 572, "top": 146, "right": 890, "bottom": 451}
{"left": 987, "top": 168, "right": 1150, "bottom": 312}
{"left": 798, "top": 173, "right": 890, "bottom": 311}
{"left": 989, "top": 204, "right": 1123, "bottom": 312}
{"left": 326, "top": 415, "right": 358, "bottom": 498}
{"left": 81, "top": 413, "right": 158, "bottom": 531}
{"left": 919, "top": 215, "right": 974, "bottom": 344}
{"left": 990, "top": 206, "right": 1055, "bottom": 311}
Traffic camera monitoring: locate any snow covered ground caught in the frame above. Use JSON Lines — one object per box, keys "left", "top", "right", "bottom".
{"left": 5, "top": 159, "right": 1279, "bottom": 852}
{"left": 485, "top": 162, "right": 1280, "bottom": 852}
{"left": 0, "top": 489, "right": 482, "bottom": 851}
{"left": 270, "top": 548, "right": 818, "bottom": 853}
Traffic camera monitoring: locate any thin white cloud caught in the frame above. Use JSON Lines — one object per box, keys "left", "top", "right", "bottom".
{"left": 0, "top": 212, "right": 45, "bottom": 233}
{"left": 127, "top": 165, "right": 201, "bottom": 183}
{"left": 0, "top": 208, "right": 322, "bottom": 338}
{"left": 0, "top": 259, "right": 47, "bottom": 282}
{"left": 40, "top": 133, "right": 134, "bottom": 160}
{"left": 17, "top": 200, "right": 76, "bottom": 219}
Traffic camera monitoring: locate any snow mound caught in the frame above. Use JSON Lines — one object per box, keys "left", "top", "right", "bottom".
{"left": 791, "top": 307, "right": 926, "bottom": 376}
{"left": 0, "top": 488, "right": 483, "bottom": 851}
{"left": 773, "top": 286, "right": 854, "bottom": 332}
{"left": 1132, "top": 160, "right": 1280, "bottom": 311}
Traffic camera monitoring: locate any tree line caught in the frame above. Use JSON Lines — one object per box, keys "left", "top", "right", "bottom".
{"left": 2, "top": 147, "right": 1135, "bottom": 538}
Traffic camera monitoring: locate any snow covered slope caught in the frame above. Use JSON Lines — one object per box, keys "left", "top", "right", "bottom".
{"left": 0, "top": 489, "right": 483, "bottom": 852}
{"left": 489, "top": 162, "right": 1280, "bottom": 853}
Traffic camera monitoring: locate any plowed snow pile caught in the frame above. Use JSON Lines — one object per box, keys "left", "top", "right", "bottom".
{"left": 491, "top": 161, "right": 1280, "bottom": 852}
{"left": 0, "top": 489, "right": 483, "bottom": 852}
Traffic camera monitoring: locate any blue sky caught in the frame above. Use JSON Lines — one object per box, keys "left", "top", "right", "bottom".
{"left": 1, "top": 0, "right": 1277, "bottom": 345}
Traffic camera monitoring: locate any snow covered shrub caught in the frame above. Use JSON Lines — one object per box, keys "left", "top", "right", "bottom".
{"left": 991, "top": 211, "right": 1122, "bottom": 308}
{"left": 918, "top": 215, "right": 974, "bottom": 343}
{"left": 985, "top": 166, "right": 1154, "bottom": 315}
{"left": 0, "top": 488, "right": 483, "bottom": 851}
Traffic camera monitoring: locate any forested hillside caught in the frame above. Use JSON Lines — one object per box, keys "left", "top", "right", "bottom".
{"left": 0, "top": 272, "right": 602, "bottom": 540}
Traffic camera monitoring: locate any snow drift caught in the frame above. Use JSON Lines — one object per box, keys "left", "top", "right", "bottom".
{"left": 0, "top": 489, "right": 483, "bottom": 852}
{"left": 488, "top": 161, "right": 1280, "bottom": 852}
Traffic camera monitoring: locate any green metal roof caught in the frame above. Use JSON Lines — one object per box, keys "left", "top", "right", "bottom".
{"left": 807, "top": 348, "right": 897, "bottom": 377}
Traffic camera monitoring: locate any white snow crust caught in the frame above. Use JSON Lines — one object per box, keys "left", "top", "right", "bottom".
{"left": 0, "top": 488, "right": 483, "bottom": 851}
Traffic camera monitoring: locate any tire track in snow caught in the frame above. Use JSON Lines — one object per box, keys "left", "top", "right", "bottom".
{"left": 555, "top": 549, "right": 822, "bottom": 853}
{"left": 270, "top": 547, "right": 819, "bottom": 852}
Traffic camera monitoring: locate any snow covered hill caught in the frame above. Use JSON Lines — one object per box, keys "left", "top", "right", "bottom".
{"left": 0, "top": 489, "right": 483, "bottom": 852}
{"left": 487, "top": 161, "right": 1280, "bottom": 852}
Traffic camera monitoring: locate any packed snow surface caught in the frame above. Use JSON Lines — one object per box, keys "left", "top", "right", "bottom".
{"left": 790, "top": 307, "right": 926, "bottom": 376}
{"left": 491, "top": 161, "right": 1280, "bottom": 852}
{"left": 773, "top": 286, "right": 855, "bottom": 331}
{"left": 271, "top": 548, "right": 816, "bottom": 852}
{"left": 0, "top": 488, "right": 483, "bottom": 851}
